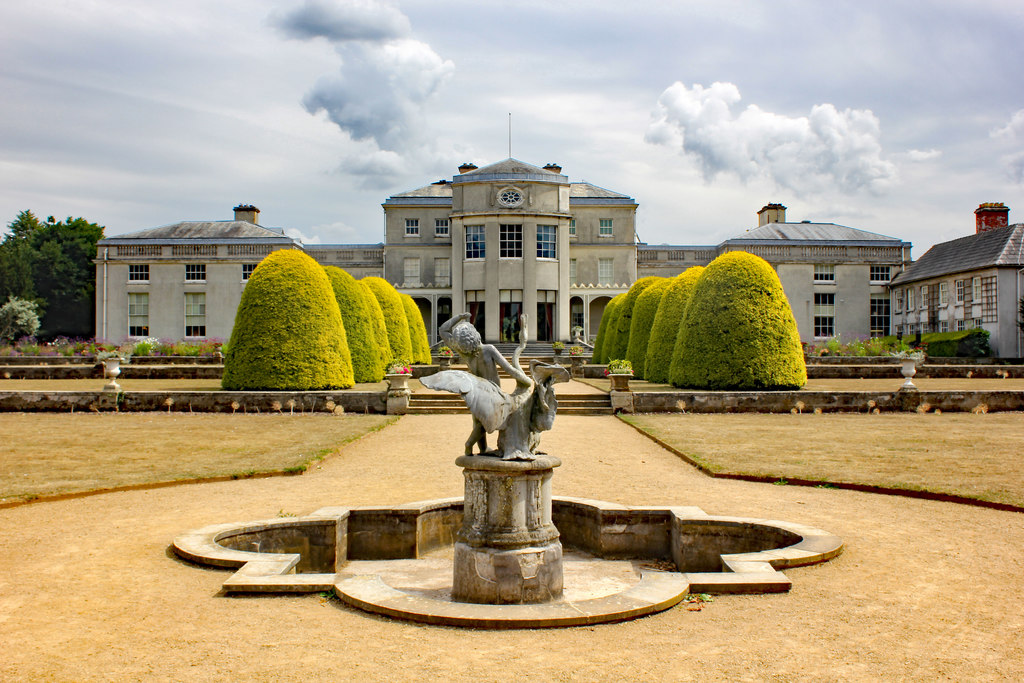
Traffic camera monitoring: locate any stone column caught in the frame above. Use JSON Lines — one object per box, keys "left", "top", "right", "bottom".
{"left": 452, "top": 455, "right": 563, "bottom": 604}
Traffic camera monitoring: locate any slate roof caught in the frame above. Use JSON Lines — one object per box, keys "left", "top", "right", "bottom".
{"left": 890, "top": 224, "right": 1024, "bottom": 285}
{"left": 100, "top": 220, "right": 294, "bottom": 243}
{"left": 730, "top": 222, "right": 904, "bottom": 244}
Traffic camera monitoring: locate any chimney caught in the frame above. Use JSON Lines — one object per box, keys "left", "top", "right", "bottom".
{"left": 233, "top": 204, "right": 260, "bottom": 224}
{"left": 975, "top": 202, "right": 1009, "bottom": 233}
{"left": 757, "top": 203, "right": 787, "bottom": 226}
{"left": 457, "top": 162, "right": 478, "bottom": 174}
{"left": 543, "top": 163, "right": 562, "bottom": 174}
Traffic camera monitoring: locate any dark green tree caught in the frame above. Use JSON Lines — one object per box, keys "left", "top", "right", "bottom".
{"left": 0, "top": 211, "right": 43, "bottom": 304}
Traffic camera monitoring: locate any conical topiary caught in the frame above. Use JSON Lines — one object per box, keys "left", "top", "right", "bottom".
{"left": 592, "top": 293, "right": 624, "bottom": 364}
{"left": 362, "top": 276, "right": 412, "bottom": 365}
{"left": 323, "top": 266, "right": 385, "bottom": 383}
{"left": 647, "top": 266, "right": 704, "bottom": 384}
{"left": 670, "top": 251, "right": 806, "bottom": 390}
{"left": 625, "top": 277, "right": 669, "bottom": 378}
{"left": 606, "top": 277, "right": 661, "bottom": 362}
{"left": 223, "top": 249, "right": 353, "bottom": 390}
{"left": 400, "top": 292, "right": 431, "bottom": 364}
{"left": 360, "top": 280, "right": 392, "bottom": 368}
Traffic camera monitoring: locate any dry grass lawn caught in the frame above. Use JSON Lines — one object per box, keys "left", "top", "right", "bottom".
{"left": 0, "top": 413, "right": 394, "bottom": 504}
{"left": 579, "top": 377, "right": 1024, "bottom": 392}
{"left": 622, "top": 412, "right": 1024, "bottom": 507}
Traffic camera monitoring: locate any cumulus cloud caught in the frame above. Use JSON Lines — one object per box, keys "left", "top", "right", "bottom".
{"left": 992, "top": 109, "right": 1024, "bottom": 182}
{"left": 273, "top": 0, "right": 453, "bottom": 164}
{"left": 907, "top": 149, "right": 941, "bottom": 162}
{"left": 646, "top": 81, "right": 897, "bottom": 194}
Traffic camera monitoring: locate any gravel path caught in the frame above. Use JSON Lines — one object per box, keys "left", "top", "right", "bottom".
{"left": 1, "top": 414, "right": 1022, "bottom": 681}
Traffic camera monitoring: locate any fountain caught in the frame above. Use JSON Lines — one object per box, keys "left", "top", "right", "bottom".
{"left": 173, "top": 314, "right": 843, "bottom": 627}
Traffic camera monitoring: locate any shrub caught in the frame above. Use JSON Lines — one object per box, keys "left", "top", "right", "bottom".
{"left": 670, "top": 251, "right": 806, "bottom": 390}
{"left": 222, "top": 250, "right": 353, "bottom": 390}
{"left": 360, "top": 281, "right": 392, "bottom": 367}
{"left": 323, "top": 266, "right": 386, "bottom": 382}
{"left": 606, "top": 277, "right": 662, "bottom": 362}
{"left": 625, "top": 278, "right": 670, "bottom": 378}
{"left": 362, "top": 277, "right": 412, "bottom": 363}
{"left": 400, "top": 293, "right": 431, "bottom": 364}
{"left": 592, "top": 294, "right": 625, "bottom": 364}
{"left": 645, "top": 267, "right": 704, "bottom": 384}
{"left": 0, "top": 296, "right": 41, "bottom": 343}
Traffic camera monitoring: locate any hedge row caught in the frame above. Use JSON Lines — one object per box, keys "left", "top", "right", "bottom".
{"left": 878, "top": 328, "right": 991, "bottom": 357}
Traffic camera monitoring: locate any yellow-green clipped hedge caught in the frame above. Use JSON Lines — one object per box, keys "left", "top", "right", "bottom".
{"left": 625, "top": 278, "right": 670, "bottom": 378}
{"left": 606, "top": 277, "right": 662, "bottom": 362}
{"left": 360, "top": 280, "right": 392, "bottom": 368}
{"left": 670, "top": 251, "right": 805, "bottom": 390}
{"left": 362, "top": 277, "right": 412, "bottom": 364}
{"left": 647, "top": 267, "right": 704, "bottom": 384}
{"left": 324, "top": 266, "right": 385, "bottom": 383}
{"left": 592, "top": 294, "right": 624, "bottom": 364}
{"left": 400, "top": 293, "right": 431, "bottom": 364}
{"left": 223, "top": 250, "right": 354, "bottom": 390}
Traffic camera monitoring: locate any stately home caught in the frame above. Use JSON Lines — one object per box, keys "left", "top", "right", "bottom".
{"left": 890, "top": 203, "right": 1024, "bottom": 357}
{"left": 94, "top": 161, "right": 913, "bottom": 347}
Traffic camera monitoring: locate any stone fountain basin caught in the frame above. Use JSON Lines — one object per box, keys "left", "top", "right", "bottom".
{"left": 173, "top": 497, "right": 842, "bottom": 628}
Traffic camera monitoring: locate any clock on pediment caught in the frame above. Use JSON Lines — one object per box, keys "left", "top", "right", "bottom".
{"left": 497, "top": 186, "right": 525, "bottom": 208}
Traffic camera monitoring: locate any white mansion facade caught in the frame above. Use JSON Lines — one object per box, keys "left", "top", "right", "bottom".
{"left": 94, "top": 159, "right": 913, "bottom": 347}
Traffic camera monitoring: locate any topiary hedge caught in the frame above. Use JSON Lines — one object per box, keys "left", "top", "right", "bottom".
{"left": 400, "top": 293, "right": 431, "bottom": 364}
{"left": 646, "top": 267, "right": 704, "bottom": 384}
{"left": 877, "top": 328, "right": 991, "bottom": 357}
{"left": 362, "top": 276, "right": 412, "bottom": 364}
{"left": 592, "top": 294, "right": 625, "bottom": 364}
{"left": 323, "top": 266, "right": 385, "bottom": 383}
{"left": 606, "top": 277, "right": 662, "bottom": 362}
{"left": 360, "top": 280, "right": 392, "bottom": 368}
{"left": 670, "top": 251, "right": 805, "bottom": 390}
{"left": 223, "top": 250, "right": 354, "bottom": 390}
{"left": 625, "top": 278, "right": 670, "bottom": 378}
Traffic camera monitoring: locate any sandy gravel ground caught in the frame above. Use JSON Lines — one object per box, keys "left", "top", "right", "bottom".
{"left": 1, "top": 413, "right": 1022, "bottom": 681}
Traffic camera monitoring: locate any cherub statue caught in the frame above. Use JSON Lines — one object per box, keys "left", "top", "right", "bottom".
{"left": 422, "top": 313, "right": 570, "bottom": 461}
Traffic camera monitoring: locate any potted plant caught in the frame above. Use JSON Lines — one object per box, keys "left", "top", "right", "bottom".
{"left": 568, "top": 345, "right": 585, "bottom": 376}
{"left": 386, "top": 359, "right": 413, "bottom": 391}
{"left": 890, "top": 349, "right": 925, "bottom": 390}
{"left": 551, "top": 341, "right": 564, "bottom": 356}
{"left": 436, "top": 346, "right": 454, "bottom": 369}
{"left": 605, "top": 358, "right": 633, "bottom": 391}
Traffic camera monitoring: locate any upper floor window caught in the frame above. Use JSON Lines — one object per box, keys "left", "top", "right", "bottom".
{"left": 434, "top": 218, "right": 449, "bottom": 236}
{"left": 537, "top": 225, "right": 556, "bottom": 259}
{"left": 971, "top": 276, "right": 982, "bottom": 303}
{"left": 242, "top": 263, "right": 257, "bottom": 281}
{"left": 185, "top": 264, "right": 206, "bottom": 282}
{"left": 599, "top": 218, "right": 613, "bottom": 237}
{"left": 403, "top": 257, "right": 420, "bottom": 284}
{"left": 813, "top": 264, "right": 836, "bottom": 282}
{"left": 465, "top": 225, "right": 485, "bottom": 259}
{"left": 128, "top": 264, "right": 149, "bottom": 282}
{"left": 869, "top": 265, "right": 890, "bottom": 284}
{"left": 939, "top": 281, "right": 949, "bottom": 306}
{"left": 955, "top": 279, "right": 965, "bottom": 304}
{"left": 569, "top": 219, "right": 576, "bottom": 236}
{"left": 499, "top": 224, "right": 522, "bottom": 258}
{"left": 434, "top": 257, "right": 450, "bottom": 287}
{"left": 405, "top": 219, "right": 419, "bottom": 236}
{"left": 906, "top": 286, "right": 915, "bottom": 310}
{"left": 895, "top": 289, "right": 904, "bottom": 313}
{"left": 598, "top": 257, "right": 614, "bottom": 286}
{"left": 570, "top": 258, "right": 577, "bottom": 284}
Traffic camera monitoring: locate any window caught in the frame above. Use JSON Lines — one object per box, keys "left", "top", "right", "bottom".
{"left": 434, "top": 258, "right": 450, "bottom": 287}
{"left": 403, "top": 257, "right": 420, "bottom": 284}
{"left": 465, "top": 225, "right": 485, "bottom": 259}
{"left": 939, "top": 321, "right": 949, "bottom": 333}
{"left": 920, "top": 285, "right": 929, "bottom": 308}
{"left": 981, "top": 276, "right": 998, "bottom": 322}
{"left": 499, "top": 224, "right": 522, "bottom": 258}
{"left": 972, "top": 276, "right": 982, "bottom": 303}
{"left": 869, "top": 294, "right": 890, "bottom": 337}
{"left": 434, "top": 218, "right": 449, "bottom": 236}
{"left": 598, "top": 258, "right": 614, "bottom": 286}
{"left": 939, "top": 281, "right": 948, "bottom": 306}
{"left": 405, "top": 219, "right": 419, "bottom": 236}
{"left": 570, "top": 258, "right": 577, "bottom": 284}
{"left": 814, "top": 292, "right": 835, "bottom": 338}
{"left": 906, "top": 286, "right": 914, "bottom": 310}
{"left": 869, "top": 265, "right": 891, "bottom": 284}
{"left": 242, "top": 263, "right": 257, "bottom": 281}
{"left": 185, "top": 264, "right": 206, "bottom": 282}
{"left": 184, "top": 293, "right": 206, "bottom": 337}
{"left": 599, "top": 218, "right": 613, "bottom": 237}
{"left": 956, "top": 319, "right": 966, "bottom": 331}
{"left": 955, "top": 279, "right": 965, "bottom": 304}
{"left": 537, "top": 225, "right": 556, "bottom": 259}
{"left": 569, "top": 219, "right": 576, "bottom": 236}
{"left": 128, "top": 293, "right": 149, "bottom": 337}
{"left": 895, "top": 289, "right": 904, "bottom": 313}
{"left": 128, "top": 264, "right": 149, "bottom": 282}
{"left": 814, "top": 264, "right": 836, "bottom": 283}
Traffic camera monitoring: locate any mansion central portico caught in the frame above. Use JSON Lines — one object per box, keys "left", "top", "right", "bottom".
{"left": 381, "top": 159, "right": 638, "bottom": 344}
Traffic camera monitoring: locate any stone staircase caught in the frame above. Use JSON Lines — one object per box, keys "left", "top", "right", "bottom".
{"left": 407, "top": 391, "right": 613, "bottom": 416}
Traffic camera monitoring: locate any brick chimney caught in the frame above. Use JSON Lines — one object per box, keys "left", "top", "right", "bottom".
{"left": 543, "top": 163, "right": 562, "bottom": 174}
{"left": 233, "top": 204, "right": 260, "bottom": 224}
{"left": 975, "top": 202, "right": 1009, "bottom": 233}
{"left": 757, "top": 203, "right": 787, "bottom": 226}
{"left": 457, "top": 162, "right": 478, "bottom": 174}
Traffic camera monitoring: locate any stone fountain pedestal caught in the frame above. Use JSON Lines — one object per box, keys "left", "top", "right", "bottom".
{"left": 452, "top": 454, "right": 563, "bottom": 604}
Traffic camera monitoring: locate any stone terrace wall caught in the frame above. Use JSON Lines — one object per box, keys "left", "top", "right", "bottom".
{"left": 0, "top": 390, "right": 387, "bottom": 414}
{"left": 633, "top": 390, "right": 1023, "bottom": 414}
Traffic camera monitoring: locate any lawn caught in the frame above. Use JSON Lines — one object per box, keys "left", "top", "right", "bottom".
{"left": 621, "top": 412, "right": 1024, "bottom": 507}
{"left": 579, "top": 377, "right": 1024, "bottom": 392}
{"left": 0, "top": 412, "right": 395, "bottom": 504}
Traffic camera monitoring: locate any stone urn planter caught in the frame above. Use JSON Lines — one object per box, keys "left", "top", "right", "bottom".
{"left": 569, "top": 356, "right": 584, "bottom": 378}
{"left": 608, "top": 373, "right": 631, "bottom": 392}
{"left": 438, "top": 356, "right": 452, "bottom": 370}
{"left": 386, "top": 373, "right": 411, "bottom": 392}
{"left": 900, "top": 359, "right": 918, "bottom": 390}
{"left": 101, "top": 357, "right": 122, "bottom": 392}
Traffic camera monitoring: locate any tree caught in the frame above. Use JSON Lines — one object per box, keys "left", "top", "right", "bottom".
{"left": 362, "top": 277, "right": 412, "bottom": 363}
{"left": 670, "top": 251, "right": 806, "bottom": 390}
{"left": 0, "top": 296, "right": 40, "bottom": 343}
{"left": 646, "top": 267, "right": 704, "bottom": 384}
{"left": 223, "top": 250, "right": 353, "bottom": 390}
{"left": 0, "top": 211, "right": 42, "bottom": 304}
{"left": 323, "top": 266, "right": 385, "bottom": 383}
{"left": 625, "top": 277, "right": 669, "bottom": 378}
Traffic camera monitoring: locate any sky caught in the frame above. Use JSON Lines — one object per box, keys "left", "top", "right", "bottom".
{"left": 2, "top": 0, "right": 1023, "bottom": 257}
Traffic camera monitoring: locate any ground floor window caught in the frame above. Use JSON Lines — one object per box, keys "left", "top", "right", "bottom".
{"left": 465, "top": 290, "right": 485, "bottom": 338}
{"left": 869, "top": 295, "right": 890, "bottom": 337}
{"left": 436, "top": 297, "right": 452, "bottom": 339}
{"left": 536, "top": 290, "right": 556, "bottom": 342}
{"left": 598, "top": 258, "right": 613, "bottom": 286}
{"left": 814, "top": 292, "right": 835, "bottom": 338}
{"left": 184, "top": 292, "right": 206, "bottom": 337}
{"left": 570, "top": 297, "right": 584, "bottom": 332}
{"left": 128, "top": 293, "right": 149, "bottom": 336}
{"left": 499, "top": 289, "right": 523, "bottom": 342}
